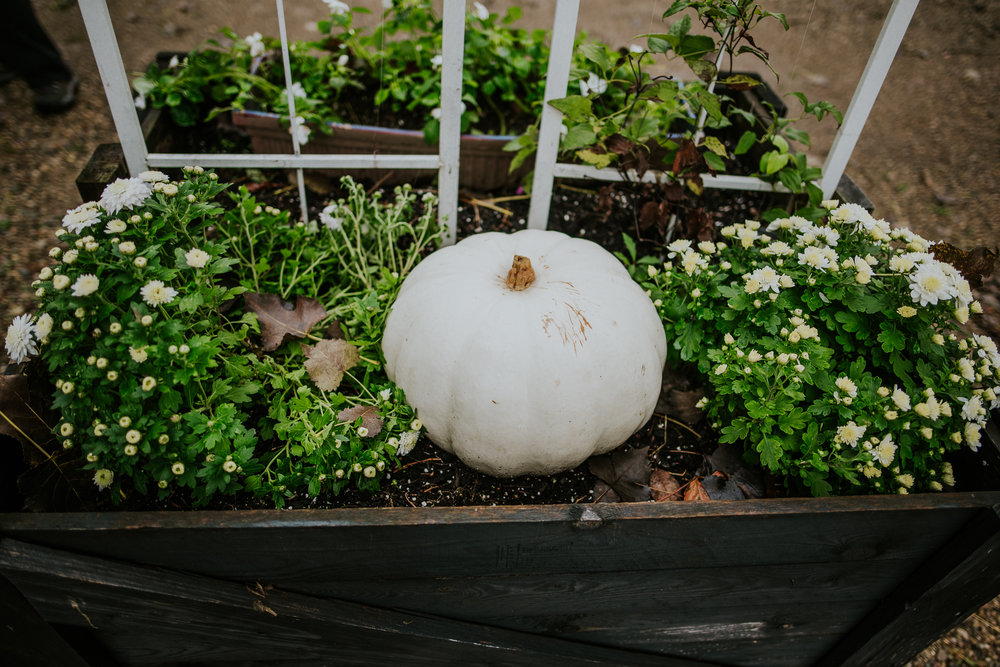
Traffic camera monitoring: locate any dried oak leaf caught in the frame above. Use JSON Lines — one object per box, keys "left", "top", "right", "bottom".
{"left": 303, "top": 339, "right": 360, "bottom": 392}
{"left": 336, "top": 405, "right": 383, "bottom": 438}
{"left": 245, "top": 292, "right": 327, "bottom": 351}
{"left": 650, "top": 469, "right": 682, "bottom": 502}
{"left": 930, "top": 242, "right": 998, "bottom": 289}
{"left": 588, "top": 446, "right": 651, "bottom": 502}
{"left": 683, "top": 477, "right": 711, "bottom": 501}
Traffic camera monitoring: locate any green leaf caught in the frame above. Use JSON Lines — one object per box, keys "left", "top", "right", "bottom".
{"left": 548, "top": 95, "right": 593, "bottom": 123}
{"left": 734, "top": 130, "right": 756, "bottom": 155}
{"left": 701, "top": 135, "right": 727, "bottom": 158}
{"left": 622, "top": 234, "right": 637, "bottom": 263}
{"left": 877, "top": 324, "right": 906, "bottom": 353}
{"left": 562, "top": 124, "right": 597, "bottom": 151}
{"left": 757, "top": 435, "right": 783, "bottom": 470}
{"left": 578, "top": 43, "right": 613, "bottom": 71}
{"left": 771, "top": 134, "right": 789, "bottom": 154}
{"left": 576, "top": 148, "right": 614, "bottom": 169}
{"left": 761, "top": 151, "right": 789, "bottom": 175}
{"left": 703, "top": 151, "right": 725, "bottom": 172}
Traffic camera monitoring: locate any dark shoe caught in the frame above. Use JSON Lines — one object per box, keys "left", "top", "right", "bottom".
{"left": 0, "top": 64, "right": 16, "bottom": 86}
{"left": 33, "top": 76, "right": 78, "bottom": 113}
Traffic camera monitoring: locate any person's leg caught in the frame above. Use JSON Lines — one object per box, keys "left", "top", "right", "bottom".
{"left": 0, "top": 0, "right": 77, "bottom": 111}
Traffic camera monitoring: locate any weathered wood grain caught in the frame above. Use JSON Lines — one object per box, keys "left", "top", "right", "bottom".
{"left": 818, "top": 504, "right": 1000, "bottom": 666}
{"left": 0, "top": 570, "right": 89, "bottom": 667}
{"left": 1, "top": 495, "right": 993, "bottom": 581}
{"left": 0, "top": 538, "right": 706, "bottom": 667}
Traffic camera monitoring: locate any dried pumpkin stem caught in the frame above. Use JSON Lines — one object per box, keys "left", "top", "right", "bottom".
{"left": 505, "top": 255, "right": 535, "bottom": 291}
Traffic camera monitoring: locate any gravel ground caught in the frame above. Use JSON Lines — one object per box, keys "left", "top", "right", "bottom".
{"left": 2, "top": 1, "right": 999, "bottom": 664}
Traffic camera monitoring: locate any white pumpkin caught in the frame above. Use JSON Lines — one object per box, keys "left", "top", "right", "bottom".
{"left": 381, "top": 229, "right": 667, "bottom": 476}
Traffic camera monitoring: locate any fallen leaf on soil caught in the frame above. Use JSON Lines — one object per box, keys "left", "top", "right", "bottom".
{"left": 336, "top": 405, "right": 383, "bottom": 438}
{"left": 702, "top": 470, "right": 746, "bottom": 500}
{"left": 245, "top": 293, "right": 327, "bottom": 351}
{"left": 707, "top": 442, "right": 765, "bottom": 499}
{"left": 930, "top": 242, "right": 998, "bottom": 289}
{"left": 588, "top": 446, "right": 651, "bottom": 502}
{"left": 683, "top": 477, "right": 711, "bottom": 501}
{"left": 592, "top": 480, "right": 620, "bottom": 503}
{"left": 304, "top": 339, "right": 360, "bottom": 391}
{"left": 650, "top": 469, "right": 682, "bottom": 501}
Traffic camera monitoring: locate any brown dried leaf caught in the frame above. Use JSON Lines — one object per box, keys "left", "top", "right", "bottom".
{"left": 930, "top": 242, "right": 998, "bottom": 289}
{"left": 588, "top": 446, "right": 651, "bottom": 502}
{"left": 245, "top": 293, "right": 327, "bottom": 351}
{"left": 303, "top": 339, "right": 360, "bottom": 392}
{"left": 650, "top": 469, "right": 682, "bottom": 502}
{"left": 682, "top": 477, "right": 711, "bottom": 501}
{"left": 336, "top": 405, "right": 384, "bottom": 438}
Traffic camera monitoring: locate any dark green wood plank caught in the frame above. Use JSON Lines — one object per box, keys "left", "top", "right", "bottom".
{"left": 289, "top": 558, "right": 909, "bottom": 621}
{"left": 818, "top": 504, "right": 1000, "bottom": 666}
{"left": 0, "top": 570, "right": 90, "bottom": 667}
{"left": 2, "top": 495, "right": 992, "bottom": 579}
{"left": 0, "top": 538, "right": 707, "bottom": 667}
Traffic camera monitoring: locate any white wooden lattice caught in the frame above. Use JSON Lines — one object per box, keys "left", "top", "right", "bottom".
{"left": 527, "top": 0, "right": 920, "bottom": 227}
{"left": 77, "top": 0, "right": 465, "bottom": 244}
{"left": 80, "top": 0, "right": 919, "bottom": 239}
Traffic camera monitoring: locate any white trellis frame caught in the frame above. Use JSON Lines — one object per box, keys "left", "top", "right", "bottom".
{"left": 78, "top": 0, "right": 466, "bottom": 244}
{"left": 527, "top": 0, "right": 920, "bottom": 228}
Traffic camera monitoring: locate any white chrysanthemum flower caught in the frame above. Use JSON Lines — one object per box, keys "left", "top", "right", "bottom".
{"left": 798, "top": 246, "right": 833, "bottom": 272}
{"left": 99, "top": 177, "right": 152, "bottom": 215}
{"left": 62, "top": 202, "right": 102, "bottom": 234}
{"left": 71, "top": 274, "right": 100, "bottom": 297}
{"left": 154, "top": 182, "right": 178, "bottom": 196}
{"left": 5, "top": 314, "right": 37, "bottom": 363}
{"left": 34, "top": 313, "right": 53, "bottom": 340}
{"left": 896, "top": 306, "right": 917, "bottom": 318}
{"left": 142, "top": 376, "right": 157, "bottom": 392}
{"left": 830, "top": 202, "right": 872, "bottom": 227}
{"left": 472, "top": 1, "right": 490, "bottom": 20}
{"left": 965, "top": 423, "right": 982, "bottom": 451}
{"left": 579, "top": 72, "right": 608, "bottom": 96}
{"left": 896, "top": 473, "right": 915, "bottom": 489}
{"left": 891, "top": 386, "right": 911, "bottom": 411}
{"left": 118, "top": 241, "right": 136, "bottom": 255}
{"left": 289, "top": 81, "right": 308, "bottom": 99}
{"left": 835, "top": 376, "right": 858, "bottom": 398}
{"left": 873, "top": 435, "right": 897, "bottom": 466}
{"left": 747, "top": 267, "right": 782, "bottom": 293}
{"left": 761, "top": 241, "right": 794, "bottom": 256}
{"left": 105, "top": 219, "right": 127, "bottom": 234}
{"left": 93, "top": 469, "right": 114, "bottom": 490}
{"left": 140, "top": 280, "right": 178, "bottom": 306}
{"left": 125, "top": 429, "right": 142, "bottom": 444}
{"left": 323, "top": 0, "right": 350, "bottom": 14}
{"left": 666, "top": 239, "right": 692, "bottom": 256}
{"left": 171, "top": 462, "right": 185, "bottom": 475}
{"left": 223, "top": 460, "right": 238, "bottom": 473}
{"left": 907, "top": 262, "right": 954, "bottom": 306}
{"left": 814, "top": 227, "right": 840, "bottom": 247}
{"left": 129, "top": 346, "right": 148, "bottom": 363}
{"left": 138, "top": 170, "right": 169, "bottom": 183}
{"left": 746, "top": 350, "right": 763, "bottom": 363}
{"left": 834, "top": 421, "right": 866, "bottom": 447}
{"left": 960, "top": 394, "right": 984, "bottom": 422}
{"left": 245, "top": 32, "right": 265, "bottom": 57}
{"left": 958, "top": 358, "right": 976, "bottom": 382}
{"left": 697, "top": 241, "right": 716, "bottom": 254}
{"left": 319, "top": 204, "right": 344, "bottom": 231}
{"left": 289, "top": 116, "right": 311, "bottom": 146}
{"left": 852, "top": 255, "right": 874, "bottom": 284}
{"left": 396, "top": 430, "right": 419, "bottom": 456}
{"left": 184, "top": 248, "right": 211, "bottom": 269}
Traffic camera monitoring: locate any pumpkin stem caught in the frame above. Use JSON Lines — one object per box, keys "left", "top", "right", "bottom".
{"left": 505, "top": 255, "right": 535, "bottom": 291}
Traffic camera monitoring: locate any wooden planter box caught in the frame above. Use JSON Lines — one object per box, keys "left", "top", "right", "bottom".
{"left": 2, "top": 492, "right": 1000, "bottom": 666}
{"left": 232, "top": 109, "right": 528, "bottom": 192}
{"left": 28, "top": 115, "right": 999, "bottom": 666}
